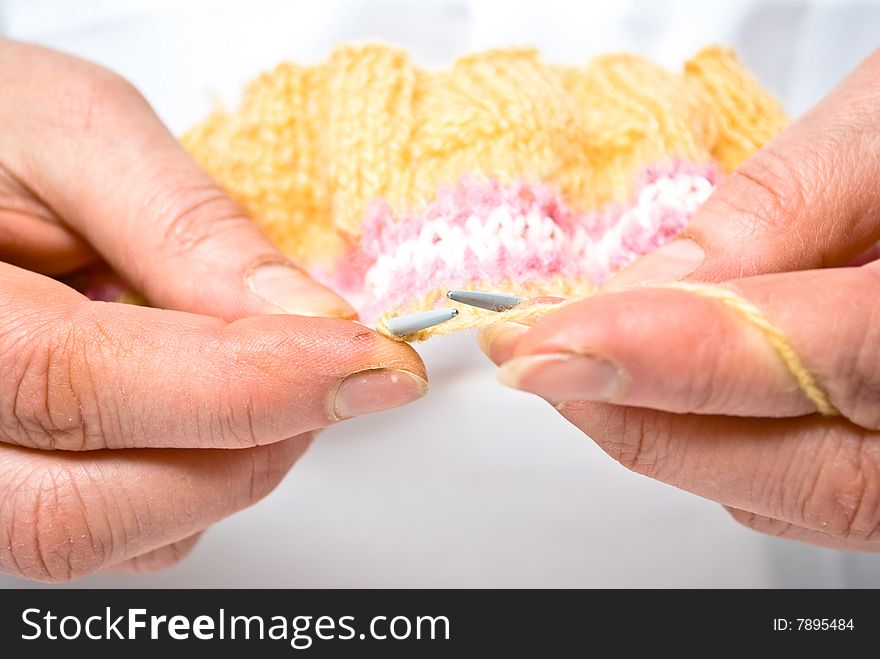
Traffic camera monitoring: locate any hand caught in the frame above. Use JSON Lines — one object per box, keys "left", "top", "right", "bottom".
{"left": 480, "top": 49, "right": 880, "bottom": 551}
{"left": 0, "top": 39, "right": 427, "bottom": 581}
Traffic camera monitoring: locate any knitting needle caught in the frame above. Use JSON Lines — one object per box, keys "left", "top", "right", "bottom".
{"left": 446, "top": 290, "right": 522, "bottom": 311}
{"left": 385, "top": 308, "right": 459, "bottom": 337}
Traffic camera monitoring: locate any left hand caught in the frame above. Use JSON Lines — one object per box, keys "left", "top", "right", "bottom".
{"left": 479, "top": 48, "right": 880, "bottom": 551}
{"left": 0, "top": 39, "right": 426, "bottom": 581}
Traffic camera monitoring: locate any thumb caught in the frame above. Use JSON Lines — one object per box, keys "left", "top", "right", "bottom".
{"left": 608, "top": 47, "right": 880, "bottom": 288}
{"left": 0, "top": 39, "right": 353, "bottom": 321}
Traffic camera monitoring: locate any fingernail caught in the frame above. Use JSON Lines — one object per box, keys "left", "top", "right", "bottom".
{"left": 332, "top": 368, "right": 428, "bottom": 419}
{"left": 605, "top": 238, "right": 705, "bottom": 290}
{"left": 497, "top": 353, "right": 624, "bottom": 402}
{"left": 247, "top": 263, "right": 357, "bottom": 319}
{"left": 477, "top": 321, "right": 531, "bottom": 364}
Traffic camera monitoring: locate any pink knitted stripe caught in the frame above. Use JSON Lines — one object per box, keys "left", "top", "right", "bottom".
{"left": 315, "top": 160, "right": 719, "bottom": 321}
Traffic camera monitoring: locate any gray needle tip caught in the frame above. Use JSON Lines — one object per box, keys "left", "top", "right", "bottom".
{"left": 446, "top": 289, "right": 522, "bottom": 311}
{"left": 385, "top": 308, "right": 459, "bottom": 337}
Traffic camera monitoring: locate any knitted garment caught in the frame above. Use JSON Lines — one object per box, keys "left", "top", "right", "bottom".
{"left": 181, "top": 44, "right": 787, "bottom": 337}
{"left": 64, "top": 46, "right": 836, "bottom": 416}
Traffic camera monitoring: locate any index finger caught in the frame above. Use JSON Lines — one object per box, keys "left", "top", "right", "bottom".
{"left": 0, "top": 262, "right": 427, "bottom": 450}
{"left": 0, "top": 38, "right": 354, "bottom": 320}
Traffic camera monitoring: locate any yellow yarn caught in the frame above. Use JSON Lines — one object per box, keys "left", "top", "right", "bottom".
{"left": 658, "top": 282, "right": 839, "bottom": 416}
{"left": 388, "top": 281, "right": 836, "bottom": 417}
{"left": 181, "top": 45, "right": 786, "bottom": 268}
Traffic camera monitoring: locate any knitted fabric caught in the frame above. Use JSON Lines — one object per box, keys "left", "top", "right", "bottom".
{"left": 180, "top": 44, "right": 787, "bottom": 336}
{"left": 64, "top": 45, "right": 838, "bottom": 415}
{"left": 100, "top": 43, "right": 836, "bottom": 415}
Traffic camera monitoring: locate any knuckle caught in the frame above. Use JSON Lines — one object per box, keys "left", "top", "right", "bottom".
{"left": 2, "top": 463, "right": 111, "bottom": 582}
{"left": 833, "top": 441, "right": 880, "bottom": 541}
{"left": 0, "top": 308, "right": 117, "bottom": 450}
{"left": 726, "top": 506, "right": 757, "bottom": 529}
{"left": 153, "top": 183, "right": 249, "bottom": 261}
{"left": 0, "top": 317, "right": 86, "bottom": 450}
{"left": 191, "top": 361, "right": 267, "bottom": 448}
{"left": 244, "top": 442, "right": 294, "bottom": 505}
{"left": 53, "top": 65, "right": 146, "bottom": 135}
{"left": 215, "top": 392, "right": 263, "bottom": 449}
{"left": 721, "top": 144, "right": 813, "bottom": 235}
{"left": 726, "top": 507, "right": 796, "bottom": 538}
{"left": 792, "top": 432, "right": 880, "bottom": 541}
{"left": 836, "top": 271, "right": 880, "bottom": 429}
{"left": 680, "top": 311, "right": 742, "bottom": 414}
{"left": 597, "top": 407, "right": 678, "bottom": 481}
{"left": 125, "top": 537, "right": 199, "bottom": 574}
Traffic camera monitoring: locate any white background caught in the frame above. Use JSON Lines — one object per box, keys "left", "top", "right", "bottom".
{"left": 1, "top": 0, "right": 879, "bottom": 587}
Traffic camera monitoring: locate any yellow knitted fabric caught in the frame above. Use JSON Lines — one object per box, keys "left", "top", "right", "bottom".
{"left": 175, "top": 44, "right": 833, "bottom": 414}
{"left": 181, "top": 44, "right": 786, "bottom": 268}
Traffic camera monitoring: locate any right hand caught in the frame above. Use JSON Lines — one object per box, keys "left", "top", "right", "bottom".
{"left": 480, "top": 48, "right": 880, "bottom": 551}
{"left": 0, "top": 38, "right": 427, "bottom": 582}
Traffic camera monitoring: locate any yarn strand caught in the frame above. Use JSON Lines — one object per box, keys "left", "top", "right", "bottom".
{"left": 377, "top": 281, "right": 839, "bottom": 417}
{"left": 659, "top": 282, "right": 839, "bottom": 417}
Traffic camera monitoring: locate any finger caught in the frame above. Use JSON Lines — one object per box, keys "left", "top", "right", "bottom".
{"left": 0, "top": 168, "right": 95, "bottom": 274}
{"left": 101, "top": 532, "right": 203, "bottom": 574}
{"left": 478, "top": 297, "right": 566, "bottom": 365}
{"left": 0, "top": 214, "right": 95, "bottom": 274}
{"left": 724, "top": 507, "right": 880, "bottom": 552}
{"left": 608, "top": 48, "right": 880, "bottom": 288}
{"left": 0, "top": 262, "right": 427, "bottom": 450}
{"left": 495, "top": 267, "right": 880, "bottom": 425}
{"left": 0, "top": 435, "right": 310, "bottom": 582}
{"left": 851, "top": 241, "right": 880, "bottom": 267}
{"left": 0, "top": 38, "right": 353, "bottom": 320}
{"left": 553, "top": 400, "right": 880, "bottom": 545}
{"left": 479, "top": 321, "right": 532, "bottom": 366}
